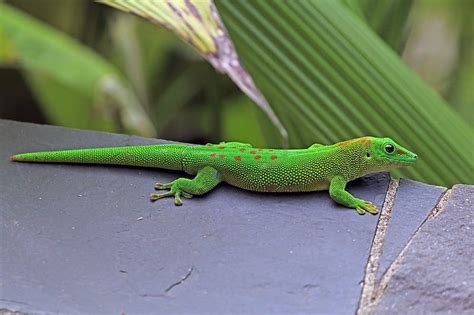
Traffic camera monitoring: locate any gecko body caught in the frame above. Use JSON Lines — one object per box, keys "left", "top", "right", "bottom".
{"left": 11, "top": 136, "right": 417, "bottom": 215}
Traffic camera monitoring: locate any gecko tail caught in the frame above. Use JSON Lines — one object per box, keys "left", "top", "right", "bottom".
{"left": 10, "top": 154, "right": 23, "bottom": 161}
{"left": 10, "top": 144, "right": 188, "bottom": 171}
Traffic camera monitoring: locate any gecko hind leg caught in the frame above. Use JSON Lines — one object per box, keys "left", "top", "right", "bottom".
{"left": 150, "top": 166, "right": 221, "bottom": 206}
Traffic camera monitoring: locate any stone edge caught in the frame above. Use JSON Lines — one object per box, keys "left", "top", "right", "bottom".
{"left": 356, "top": 181, "right": 451, "bottom": 315}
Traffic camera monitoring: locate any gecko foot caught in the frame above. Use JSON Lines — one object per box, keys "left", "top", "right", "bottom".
{"left": 355, "top": 201, "right": 378, "bottom": 215}
{"left": 150, "top": 183, "right": 194, "bottom": 206}
{"left": 151, "top": 168, "right": 220, "bottom": 206}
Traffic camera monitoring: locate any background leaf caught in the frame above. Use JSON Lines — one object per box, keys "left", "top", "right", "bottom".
{"left": 358, "top": 0, "right": 413, "bottom": 52}
{"left": 216, "top": 0, "right": 474, "bottom": 186}
{"left": 0, "top": 3, "right": 155, "bottom": 136}
{"left": 98, "top": 0, "right": 288, "bottom": 142}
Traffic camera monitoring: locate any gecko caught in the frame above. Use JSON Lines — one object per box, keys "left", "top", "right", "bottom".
{"left": 11, "top": 136, "right": 417, "bottom": 215}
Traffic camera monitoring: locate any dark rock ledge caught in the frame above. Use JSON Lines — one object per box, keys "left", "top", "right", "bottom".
{"left": 0, "top": 120, "right": 472, "bottom": 314}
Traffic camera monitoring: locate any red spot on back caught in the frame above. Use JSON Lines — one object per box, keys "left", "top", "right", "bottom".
{"left": 396, "top": 149, "right": 406, "bottom": 155}
{"left": 210, "top": 153, "right": 216, "bottom": 158}
{"left": 240, "top": 148, "right": 246, "bottom": 152}
{"left": 271, "top": 155, "right": 277, "bottom": 160}
{"left": 258, "top": 148, "right": 263, "bottom": 151}
{"left": 234, "top": 156, "right": 242, "bottom": 161}
{"left": 255, "top": 155, "right": 261, "bottom": 160}
{"left": 219, "top": 154, "right": 225, "bottom": 159}
{"left": 250, "top": 150, "right": 257, "bottom": 154}
{"left": 268, "top": 149, "right": 274, "bottom": 152}
{"left": 218, "top": 146, "right": 225, "bottom": 150}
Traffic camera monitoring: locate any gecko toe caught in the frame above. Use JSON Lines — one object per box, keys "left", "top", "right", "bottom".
{"left": 150, "top": 192, "right": 173, "bottom": 201}
{"left": 155, "top": 182, "right": 172, "bottom": 190}
{"left": 355, "top": 206, "right": 366, "bottom": 215}
{"left": 150, "top": 193, "right": 161, "bottom": 201}
{"left": 150, "top": 189, "right": 187, "bottom": 206}
{"left": 174, "top": 194, "right": 183, "bottom": 206}
{"left": 364, "top": 202, "right": 379, "bottom": 215}
{"left": 182, "top": 192, "right": 193, "bottom": 199}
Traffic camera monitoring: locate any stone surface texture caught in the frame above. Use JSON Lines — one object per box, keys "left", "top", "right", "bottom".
{"left": 374, "top": 184, "right": 474, "bottom": 314}
{"left": 0, "top": 120, "right": 388, "bottom": 314}
{"left": 375, "top": 179, "right": 446, "bottom": 282}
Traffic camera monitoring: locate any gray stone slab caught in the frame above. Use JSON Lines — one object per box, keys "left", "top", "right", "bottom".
{"left": 0, "top": 120, "right": 389, "bottom": 314}
{"left": 376, "top": 179, "right": 446, "bottom": 282}
{"left": 374, "top": 184, "right": 474, "bottom": 314}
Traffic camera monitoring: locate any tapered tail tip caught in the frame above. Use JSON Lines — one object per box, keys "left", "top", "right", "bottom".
{"left": 11, "top": 154, "right": 24, "bottom": 161}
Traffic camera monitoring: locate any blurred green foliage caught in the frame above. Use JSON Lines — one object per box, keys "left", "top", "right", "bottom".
{"left": 216, "top": 0, "right": 473, "bottom": 186}
{"left": 1, "top": 0, "right": 267, "bottom": 144}
{"left": 0, "top": 0, "right": 472, "bottom": 185}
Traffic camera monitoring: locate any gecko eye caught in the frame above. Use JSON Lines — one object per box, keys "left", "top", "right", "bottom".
{"left": 384, "top": 144, "right": 395, "bottom": 154}
{"left": 366, "top": 153, "right": 370, "bottom": 158}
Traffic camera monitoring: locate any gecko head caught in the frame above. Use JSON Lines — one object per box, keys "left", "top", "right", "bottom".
{"left": 367, "top": 137, "right": 418, "bottom": 169}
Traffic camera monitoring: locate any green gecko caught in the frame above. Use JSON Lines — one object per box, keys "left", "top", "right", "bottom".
{"left": 11, "top": 136, "right": 417, "bottom": 215}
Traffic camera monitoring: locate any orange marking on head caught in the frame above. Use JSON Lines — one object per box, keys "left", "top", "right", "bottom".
{"left": 240, "top": 148, "right": 246, "bottom": 152}
{"left": 219, "top": 154, "right": 225, "bottom": 159}
{"left": 396, "top": 149, "right": 406, "bottom": 155}
{"left": 362, "top": 137, "right": 372, "bottom": 145}
{"left": 337, "top": 140, "right": 353, "bottom": 147}
{"left": 218, "top": 146, "right": 225, "bottom": 150}
{"left": 338, "top": 137, "right": 371, "bottom": 147}
{"left": 271, "top": 155, "right": 277, "bottom": 160}
{"left": 250, "top": 150, "right": 257, "bottom": 154}
{"left": 235, "top": 156, "right": 242, "bottom": 161}
{"left": 255, "top": 155, "right": 261, "bottom": 160}
{"left": 210, "top": 153, "right": 216, "bottom": 158}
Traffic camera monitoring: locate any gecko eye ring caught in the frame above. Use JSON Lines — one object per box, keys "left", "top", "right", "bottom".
{"left": 384, "top": 144, "right": 395, "bottom": 154}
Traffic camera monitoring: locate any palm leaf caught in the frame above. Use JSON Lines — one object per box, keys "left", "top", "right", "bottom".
{"left": 215, "top": 0, "right": 474, "bottom": 186}
{"left": 98, "top": 0, "right": 288, "bottom": 142}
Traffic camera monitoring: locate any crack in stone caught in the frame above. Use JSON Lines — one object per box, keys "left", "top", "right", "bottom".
{"left": 357, "top": 186, "right": 451, "bottom": 315}
{"left": 372, "top": 188, "right": 451, "bottom": 305}
{"left": 357, "top": 178, "right": 399, "bottom": 315}
{"left": 427, "top": 189, "right": 452, "bottom": 219}
{"left": 164, "top": 266, "right": 194, "bottom": 293}
{"left": 139, "top": 267, "right": 194, "bottom": 298}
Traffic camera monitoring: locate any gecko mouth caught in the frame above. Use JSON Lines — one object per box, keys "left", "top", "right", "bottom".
{"left": 393, "top": 155, "right": 417, "bottom": 165}
{"left": 382, "top": 153, "right": 417, "bottom": 166}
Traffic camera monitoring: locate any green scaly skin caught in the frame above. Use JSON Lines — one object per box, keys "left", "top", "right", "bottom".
{"left": 11, "top": 136, "right": 417, "bottom": 215}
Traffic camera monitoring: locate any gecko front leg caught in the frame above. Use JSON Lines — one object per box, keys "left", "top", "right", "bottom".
{"left": 150, "top": 166, "right": 221, "bottom": 206}
{"left": 329, "top": 176, "right": 378, "bottom": 215}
